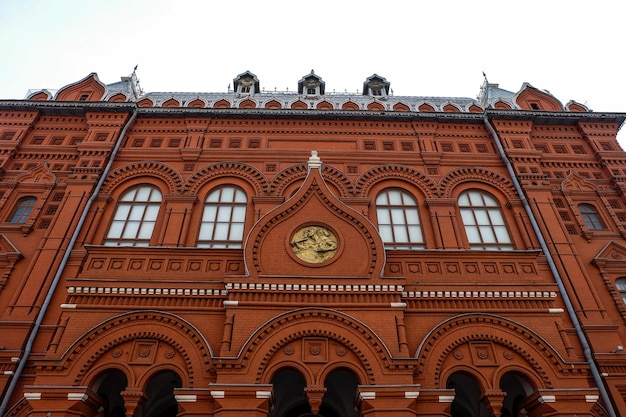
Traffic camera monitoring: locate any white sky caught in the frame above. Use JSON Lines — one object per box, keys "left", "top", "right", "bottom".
{"left": 1, "top": 0, "right": 624, "bottom": 144}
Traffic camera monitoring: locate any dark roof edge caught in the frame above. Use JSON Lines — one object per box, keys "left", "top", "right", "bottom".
{"left": 1, "top": 101, "right": 625, "bottom": 127}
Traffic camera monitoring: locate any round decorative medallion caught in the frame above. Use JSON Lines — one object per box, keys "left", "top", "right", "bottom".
{"left": 290, "top": 225, "right": 338, "bottom": 264}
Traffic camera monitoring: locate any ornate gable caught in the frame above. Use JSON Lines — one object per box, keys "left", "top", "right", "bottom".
{"left": 55, "top": 73, "right": 106, "bottom": 102}
{"left": 244, "top": 152, "right": 384, "bottom": 279}
{"left": 560, "top": 170, "right": 598, "bottom": 192}
{"left": 515, "top": 83, "right": 563, "bottom": 111}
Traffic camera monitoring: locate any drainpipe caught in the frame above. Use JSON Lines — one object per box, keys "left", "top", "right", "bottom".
{"left": 484, "top": 114, "right": 617, "bottom": 417}
{"left": 0, "top": 106, "right": 138, "bottom": 417}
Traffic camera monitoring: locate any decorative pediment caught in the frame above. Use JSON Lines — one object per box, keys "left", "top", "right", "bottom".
{"left": 55, "top": 73, "right": 106, "bottom": 102}
{"left": 515, "top": 83, "right": 563, "bottom": 111}
{"left": 0, "top": 234, "right": 23, "bottom": 291}
{"left": 12, "top": 162, "right": 56, "bottom": 185}
{"left": 560, "top": 170, "right": 598, "bottom": 192}
{"left": 244, "top": 152, "right": 385, "bottom": 279}
{"left": 592, "top": 241, "right": 626, "bottom": 270}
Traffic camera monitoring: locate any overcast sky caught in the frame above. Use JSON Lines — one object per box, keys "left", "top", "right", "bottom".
{"left": 1, "top": 0, "right": 624, "bottom": 144}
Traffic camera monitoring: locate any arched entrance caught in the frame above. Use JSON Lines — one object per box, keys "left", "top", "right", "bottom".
{"left": 136, "top": 370, "right": 182, "bottom": 417}
{"left": 92, "top": 369, "right": 128, "bottom": 417}
{"left": 446, "top": 372, "right": 490, "bottom": 417}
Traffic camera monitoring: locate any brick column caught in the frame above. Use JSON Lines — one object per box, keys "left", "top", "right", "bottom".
{"left": 24, "top": 386, "right": 103, "bottom": 417}
{"left": 209, "top": 383, "right": 272, "bottom": 417}
{"left": 357, "top": 384, "right": 421, "bottom": 417}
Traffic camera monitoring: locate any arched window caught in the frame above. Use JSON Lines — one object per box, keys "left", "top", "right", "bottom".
{"left": 616, "top": 278, "right": 626, "bottom": 305}
{"left": 459, "top": 190, "right": 513, "bottom": 250}
{"left": 104, "top": 185, "right": 162, "bottom": 246}
{"left": 375, "top": 188, "right": 424, "bottom": 250}
{"left": 447, "top": 372, "right": 490, "bottom": 417}
{"left": 579, "top": 203, "right": 606, "bottom": 230}
{"left": 198, "top": 185, "right": 247, "bottom": 248}
{"left": 137, "top": 371, "right": 182, "bottom": 417}
{"left": 9, "top": 196, "right": 36, "bottom": 223}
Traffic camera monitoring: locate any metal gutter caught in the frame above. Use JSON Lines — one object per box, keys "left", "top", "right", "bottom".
{"left": 0, "top": 106, "right": 138, "bottom": 417}
{"left": 484, "top": 113, "right": 617, "bottom": 417}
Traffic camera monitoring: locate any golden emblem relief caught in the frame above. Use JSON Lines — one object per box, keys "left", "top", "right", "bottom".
{"left": 290, "top": 226, "right": 338, "bottom": 264}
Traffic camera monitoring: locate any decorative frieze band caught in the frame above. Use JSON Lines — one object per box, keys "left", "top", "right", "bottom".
{"left": 403, "top": 290, "right": 557, "bottom": 299}
{"left": 67, "top": 286, "right": 227, "bottom": 296}
{"left": 225, "top": 282, "right": 403, "bottom": 292}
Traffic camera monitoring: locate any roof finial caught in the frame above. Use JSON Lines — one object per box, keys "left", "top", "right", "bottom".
{"left": 308, "top": 150, "right": 322, "bottom": 171}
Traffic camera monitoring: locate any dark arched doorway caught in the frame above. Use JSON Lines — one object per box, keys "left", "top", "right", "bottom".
{"left": 499, "top": 372, "right": 535, "bottom": 417}
{"left": 270, "top": 367, "right": 310, "bottom": 417}
{"left": 446, "top": 372, "right": 490, "bottom": 417}
{"left": 92, "top": 369, "right": 128, "bottom": 417}
{"left": 136, "top": 370, "right": 182, "bottom": 417}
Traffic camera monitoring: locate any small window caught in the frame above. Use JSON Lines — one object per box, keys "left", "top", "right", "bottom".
{"left": 198, "top": 186, "right": 247, "bottom": 248}
{"left": 459, "top": 190, "right": 513, "bottom": 250}
{"left": 104, "top": 185, "right": 162, "bottom": 246}
{"left": 9, "top": 197, "right": 37, "bottom": 223}
{"left": 79, "top": 94, "right": 89, "bottom": 101}
{"left": 376, "top": 189, "right": 424, "bottom": 250}
{"left": 579, "top": 203, "right": 606, "bottom": 230}
{"left": 616, "top": 278, "right": 626, "bottom": 305}
{"left": 307, "top": 87, "right": 316, "bottom": 95}
{"left": 371, "top": 88, "right": 382, "bottom": 96}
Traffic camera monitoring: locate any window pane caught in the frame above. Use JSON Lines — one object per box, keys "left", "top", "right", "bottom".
{"left": 408, "top": 225, "right": 423, "bottom": 242}
{"left": 376, "top": 193, "right": 389, "bottom": 205}
{"left": 113, "top": 204, "right": 131, "bottom": 220}
{"left": 198, "top": 223, "right": 215, "bottom": 240}
{"left": 487, "top": 209, "right": 505, "bottom": 226}
{"left": 393, "top": 225, "right": 409, "bottom": 242}
{"left": 379, "top": 225, "right": 393, "bottom": 242}
{"left": 616, "top": 279, "right": 626, "bottom": 291}
{"left": 460, "top": 210, "right": 476, "bottom": 225}
{"left": 494, "top": 226, "right": 512, "bottom": 243}
{"left": 229, "top": 223, "right": 244, "bottom": 240}
{"left": 144, "top": 204, "right": 160, "bottom": 220}
{"left": 216, "top": 206, "right": 233, "bottom": 222}
{"left": 128, "top": 205, "right": 146, "bottom": 221}
{"left": 474, "top": 209, "right": 490, "bottom": 225}
{"left": 388, "top": 191, "right": 403, "bottom": 205}
{"left": 221, "top": 186, "right": 235, "bottom": 202}
{"left": 137, "top": 221, "right": 156, "bottom": 239}
{"left": 232, "top": 206, "right": 246, "bottom": 221}
{"left": 405, "top": 208, "right": 420, "bottom": 224}
{"left": 213, "top": 223, "right": 230, "bottom": 240}
{"left": 465, "top": 225, "right": 481, "bottom": 243}
{"left": 122, "top": 221, "right": 140, "bottom": 239}
{"left": 234, "top": 189, "right": 247, "bottom": 203}
{"left": 107, "top": 220, "right": 125, "bottom": 238}
{"left": 202, "top": 206, "right": 218, "bottom": 221}
{"left": 479, "top": 226, "right": 496, "bottom": 243}
{"left": 377, "top": 208, "right": 391, "bottom": 224}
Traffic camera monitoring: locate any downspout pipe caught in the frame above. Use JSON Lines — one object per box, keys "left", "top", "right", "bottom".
{"left": 0, "top": 106, "right": 138, "bottom": 417}
{"left": 484, "top": 114, "right": 617, "bottom": 417}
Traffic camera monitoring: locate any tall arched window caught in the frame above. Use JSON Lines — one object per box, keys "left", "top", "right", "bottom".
{"left": 9, "top": 196, "right": 36, "bottom": 223}
{"left": 104, "top": 185, "right": 162, "bottom": 246}
{"left": 198, "top": 185, "right": 247, "bottom": 248}
{"left": 616, "top": 278, "right": 626, "bottom": 305}
{"left": 459, "top": 190, "right": 513, "bottom": 250}
{"left": 375, "top": 188, "right": 424, "bottom": 250}
{"left": 579, "top": 203, "right": 606, "bottom": 230}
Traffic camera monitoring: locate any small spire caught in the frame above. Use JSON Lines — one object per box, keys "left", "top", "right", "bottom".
{"left": 308, "top": 150, "right": 322, "bottom": 171}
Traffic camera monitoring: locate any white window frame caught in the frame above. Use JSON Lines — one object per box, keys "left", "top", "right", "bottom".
{"left": 104, "top": 185, "right": 162, "bottom": 247}
{"left": 198, "top": 185, "right": 247, "bottom": 249}
{"left": 459, "top": 190, "right": 513, "bottom": 251}
{"left": 376, "top": 188, "right": 424, "bottom": 250}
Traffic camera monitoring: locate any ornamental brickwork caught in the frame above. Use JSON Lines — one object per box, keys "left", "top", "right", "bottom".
{"left": 0, "top": 71, "right": 625, "bottom": 417}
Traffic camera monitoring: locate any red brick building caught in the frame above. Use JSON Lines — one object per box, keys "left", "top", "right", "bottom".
{"left": 0, "top": 71, "right": 625, "bottom": 417}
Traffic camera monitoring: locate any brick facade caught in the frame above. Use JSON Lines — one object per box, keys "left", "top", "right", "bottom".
{"left": 0, "top": 72, "right": 625, "bottom": 417}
